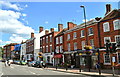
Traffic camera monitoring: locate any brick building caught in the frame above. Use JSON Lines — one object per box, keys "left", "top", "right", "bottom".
{"left": 98, "top": 4, "right": 120, "bottom": 69}
{"left": 26, "top": 32, "right": 35, "bottom": 61}
{"left": 40, "top": 28, "right": 58, "bottom": 65}
{"left": 3, "top": 43, "right": 17, "bottom": 60}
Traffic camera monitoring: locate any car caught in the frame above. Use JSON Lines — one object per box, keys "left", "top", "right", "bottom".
{"left": 20, "top": 61, "right": 27, "bottom": 65}
{"left": 28, "top": 61, "right": 36, "bottom": 67}
{"left": 9, "top": 60, "right": 13, "bottom": 64}
{"left": 13, "top": 60, "right": 20, "bottom": 64}
{"left": 34, "top": 61, "right": 42, "bottom": 68}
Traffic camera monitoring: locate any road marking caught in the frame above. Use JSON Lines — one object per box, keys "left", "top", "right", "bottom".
{"left": 10, "top": 66, "right": 14, "bottom": 68}
{"left": 29, "top": 71, "right": 36, "bottom": 75}
{"left": 1, "top": 73, "right": 3, "bottom": 75}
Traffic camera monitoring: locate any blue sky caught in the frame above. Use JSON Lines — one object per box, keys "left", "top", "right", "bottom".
{"left": 0, "top": 1, "right": 119, "bottom": 47}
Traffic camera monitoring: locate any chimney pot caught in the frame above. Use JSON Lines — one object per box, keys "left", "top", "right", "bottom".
{"left": 105, "top": 4, "right": 111, "bottom": 15}
{"left": 50, "top": 28, "right": 54, "bottom": 32}
{"left": 31, "top": 32, "right": 34, "bottom": 38}
{"left": 58, "top": 24, "right": 63, "bottom": 31}
{"left": 45, "top": 30, "right": 49, "bottom": 34}
{"left": 39, "top": 26, "right": 43, "bottom": 33}
{"left": 67, "top": 22, "right": 74, "bottom": 30}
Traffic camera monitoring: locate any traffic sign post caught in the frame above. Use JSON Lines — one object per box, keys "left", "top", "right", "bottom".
{"left": 112, "top": 57, "right": 115, "bottom": 76}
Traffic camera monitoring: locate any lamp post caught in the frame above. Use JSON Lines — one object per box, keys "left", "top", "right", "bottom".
{"left": 80, "top": 5, "right": 91, "bottom": 72}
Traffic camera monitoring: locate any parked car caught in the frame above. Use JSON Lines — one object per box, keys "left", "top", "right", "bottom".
{"left": 20, "top": 61, "right": 27, "bottom": 65}
{"left": 28, "top": 61, "right": 36, "bottom": 67}
{"left": 9, "top": 60, "right": 13, "bottom": 64}
{"left": 34, "top": 61, "right": 42, "bottom": 68}
{"left": 13, "top": 60, "right": 20, "bottom": 64}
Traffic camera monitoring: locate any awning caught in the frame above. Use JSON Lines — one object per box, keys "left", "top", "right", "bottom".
{"left": 53, "top": 54, "right": 62, "bottom": 58}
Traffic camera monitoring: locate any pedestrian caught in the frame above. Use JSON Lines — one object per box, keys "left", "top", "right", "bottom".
{"left": 8, "top": 60, "right": 11, "bottom": 66}
{"left": 5, "top": 60, "right": 8, "bottom": 67}
{"left": 95, "top": 63, "right": 100, "bottom": 70}
{"left": 43, "top": 61, "right": 46, "bottom": 68}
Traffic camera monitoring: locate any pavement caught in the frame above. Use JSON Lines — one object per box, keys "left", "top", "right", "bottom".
{"left": 45, "top": 66, "right": 120, "bottom": 77}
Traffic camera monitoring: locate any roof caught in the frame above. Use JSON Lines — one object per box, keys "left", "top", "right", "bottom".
{"left": 101, "top": 9, "right": 120, "bottom": 22}
{"left": 55, "top": 28, "right": 68, "bottom": 37}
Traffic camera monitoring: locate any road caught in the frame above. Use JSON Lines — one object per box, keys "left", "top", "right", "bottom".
{"left": 0, "top": 62, "right": 89, "bottom": 77}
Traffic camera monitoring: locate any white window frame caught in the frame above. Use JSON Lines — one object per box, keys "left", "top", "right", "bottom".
{"left": 67, "top": 34, "right": 70, "bottom": 40}
{"left": 81, "top": 41, "right": 85, "bottom": 50}
{"left": 60, "top": 36, "right": 63, "bottom": 44}
{"left": 103, "top": 53, "right": 111, "bottom": 65}
{"left": 46, "top": 45, "right": 48, "bottom": 52}
{"left": 67, "top": 43, "right": 70, "bottom": 52}
{"left": 81, "top": 30, "right": 85, "bottom": 37}
{"left": 74, "top": 42, "right": 77, "bottom": 50}
{"left": 46, "top": 36, "right": 48, "bottom": 43}
{"left": 88, "top": 27, "right": 94, "bottom": 35}
{"left": 115, "top": 35, "right": 120, "bottom": 43}
{"left": 104, "top": 37, "right": 111, "bottom": 44}
{"left": 90, "top": 39, "right": 94, "bottom": 49}
{"left": 73, "top": 32, "right": 77, "bottom": 39}
{"left": 60, "top": 45, "right": 63, "bottom": 53}
{"left": 56, "top": 37, "right": 59, "bottom": 44}
{"left": 50, "top": 35, "right": 52, "bottom": 42}
{"left": 56, "top": 46, "right": 59, "bottom": 53}
{"left": 113, "top": 19, "right": 120, "bottom": 30}
{"left": 103, "top": 22, "right": 110, "bottom": 32}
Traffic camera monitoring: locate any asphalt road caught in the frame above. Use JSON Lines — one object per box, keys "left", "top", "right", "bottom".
{"left": 0, "top": 62, "right": 90, "bottom": 77}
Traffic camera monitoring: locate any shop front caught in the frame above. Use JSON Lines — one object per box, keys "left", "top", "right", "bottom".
{"left": 53, "top": 54, "right": 63, "bottom": 66}
{"left": 42, "top": 53, "right": 53, "bottom": 65}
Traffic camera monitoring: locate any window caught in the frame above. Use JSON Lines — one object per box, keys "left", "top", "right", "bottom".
{"left": 113, "top": 19, "right": 120, "bottom": 30}
{"left": 50, "top": 45, "right": 52, "bottom": 52}
{"left": 67, "top": 34, "right": 70, "bottom": 40}
{"left": 88, "top": 27, "right": 93, "bottom": 35}
{"left": 81, "top": 41, "right": 85, "bottom": 50}
{"left": 90, "top": 39, "right": 94, "bottom": 49}
{"left": 81, "top": 30, "right": 85, "bottom": 37}
{"left": 43, "top": 37, "right": 45, "bottom": 44}
{"left": 118, "top": 53, "right": 120, "bottom": 63}
{"left": 103, "top": 22, "right": 110, "bottom": 32}
{"left": 56, "top": 46, "right": 59, "bottom": 53}
{"left": 50, "top": 35, "right": 52, "bottom": 42}
{"left": 60, "top": 36, "right": 63, "bottom": 43}
{"left": 67, "top": 43, "right": 70, "bottom": 52}
{"left": 104, "top": 37, "right": 111, "bottom": 44}
{"left": 40, "top": 47, "right": 42, "bottom": 52}
{"left": 40, "top": 39, "right": 42, "bottom": 45}
{"left": 74, "top": 42, "right": 77, "bottom": 50}
{"left": 46, "top": 46, "right": 48, "bottom": 52}
{"left": 73, "top": 32, "right": 77, "bottom": 39}
{"left": 56, "top": 37, "right": 59, "bottom": 44}
{"left": 115, "top": 35, "right": 120, "bottom": 44}
{"left": 104, "top": 53, "right": 110, "bottom": 64}
{"left": 60, "top": 45, "right": 63, "bottom": 53}
{"left": 46, "top": 36, "right": 48, "bottom": 43}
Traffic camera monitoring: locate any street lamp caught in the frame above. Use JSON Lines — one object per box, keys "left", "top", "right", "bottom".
{"left": 80, "top": 5, "right": 91, "bottom": 72}
{"left": 80, "top": 5, "right": 88, "bottom": 45}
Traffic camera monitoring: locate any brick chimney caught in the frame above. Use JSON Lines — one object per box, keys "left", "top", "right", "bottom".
{"left": 67, "top": 22, "right": 74, "bottom": 30}
{"left": 105, "top": 4, "right": 111, "bottom": 15}
{"left": 58, "top": 24, "right": 63, "bottom": 31}
{"left": 50, "top": 28, "right": 54, "bottom": 32}
{"left": 73, "top": 24, "right": 77, "bottom": 27}
{"left": 31, "top": 32, "right": 34, "bottom": 38}
{"left": 39, "top": 26, "right": 43, "bottom": 33}
{"left": 45, "top": 30, "right": 49, "bottom": 34}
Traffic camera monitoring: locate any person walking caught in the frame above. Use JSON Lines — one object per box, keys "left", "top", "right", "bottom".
{"left": 5, "top": 60, "right": 8, "bottom": 67}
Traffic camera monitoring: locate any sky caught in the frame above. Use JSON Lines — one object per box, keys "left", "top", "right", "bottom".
{"left": 0, "top": 1, "right": 119, "bottom": 47}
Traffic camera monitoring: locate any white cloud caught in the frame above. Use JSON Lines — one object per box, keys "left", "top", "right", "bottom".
{"left": 82, "top": 19, "right": 88, "bottom": 22}
{"left": 25, "top": 4, "right": 28, "bottom": 8}
{"left": 0, "top": 1, "right": 22, "bottom": 11}
{"left": 45, "top": 21, "right": 48, "bottom": 24}
{"left": 0, "top": 1, "right": 34, "bottom": 46}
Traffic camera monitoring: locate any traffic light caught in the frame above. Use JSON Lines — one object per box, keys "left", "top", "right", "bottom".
{"left": 105, "top": 42, "right": 111, "bottom": 53}
{"left": 111, "top": 43, "right": 117, "bottom": 53}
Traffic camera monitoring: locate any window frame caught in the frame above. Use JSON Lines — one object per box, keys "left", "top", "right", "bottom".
{"left": 104, "top": 37, "right": 111, "bottom": 44}
{"left": 103, "top": 22, "right": 110, "bottom": 32}
{"left": 81, "top": 30, "right": 85, "bottom": 37}
{"left": 118, "top": 53, "right": 120, "bottom": 64}
{"left": 73, "top": 32, "right": 77, "bottom": 39}
{"left": 67, "top": 34, "right": 70, "bottom": 40}
{"left": 88, "top": 27, "right": 94, "bottom": 35}
{"left": 74, "top": 42, "right": 77, "bottom": 50}
{"left": 81, "top": 41, "right": 85, "bottom": 50}
{"left": 103, "top": 53, "right": 111, "bottom": 65}
{"left": 56, "top": 37, "right": 59, "bottom": 44}
{"left": 67, "top": 43, "right": 71, "bottom": 52}
{"left": 60, "top": 36, "right": 63, "bottom": 44}
{"left": 113, "top": 19, "right": 120, "bottom": 30}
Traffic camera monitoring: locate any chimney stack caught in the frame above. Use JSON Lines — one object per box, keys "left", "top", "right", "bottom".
{"left": 31, "top": 32, "right": 34, "bottom": 38}
{"left": 73, "top": 24, "right": 77, "bottom": 27}
{"left": 50, "top": 28, "right": 54, "bottom": 32}
{"left": 105, "top": 4, "right": 111, "bottom": 15}
{"left": 45, "top": 30, "right": 49, "bottom": 34}
{"left": 67, "top": 22, "right": 74, "bottom": 30}
{"left": 39, "top": 26, "right": 43, "bottom": 33}
{"left": 95, "top": 17, "right": 102, "bottom": 21}
{"left": 58, "top": 24, "right": 63, "bottom": 31}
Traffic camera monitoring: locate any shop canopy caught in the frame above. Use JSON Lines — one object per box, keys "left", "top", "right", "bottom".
{"left": 53, "top": 54, "right": 62, "bottom": 58}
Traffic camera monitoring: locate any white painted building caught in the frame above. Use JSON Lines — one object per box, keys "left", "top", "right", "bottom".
{"left": 20, "top": 43, "right": 26, "bottom": 61}
{"left": 34, "top": 28, "right": 45, "bottom": 61}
